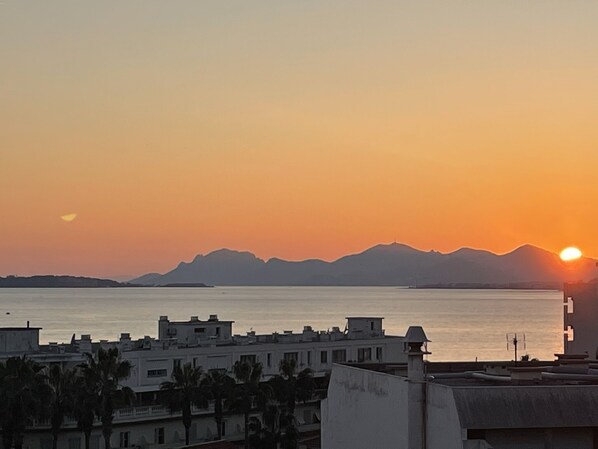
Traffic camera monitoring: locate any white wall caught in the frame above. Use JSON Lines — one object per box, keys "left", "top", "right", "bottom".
{"left": 322, "top": 364, "right": 408, "bottom": 449}
{"left": 426, "top": 383, "right": 464, "bottom": 449}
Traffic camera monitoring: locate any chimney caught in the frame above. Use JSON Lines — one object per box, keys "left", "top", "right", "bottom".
{"left": 404, "top": 326, "right": 431, "bottom": 449}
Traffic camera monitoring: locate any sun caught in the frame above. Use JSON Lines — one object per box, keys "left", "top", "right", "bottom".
{"left": 560, "top": 247, "right": 582, "bottom": 262}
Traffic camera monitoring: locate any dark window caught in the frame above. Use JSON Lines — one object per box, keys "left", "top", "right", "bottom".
{"left": 240, "top": 354, "right": 257, "bottom": 364}
{"left": 216, "top": 327, "right": 221, "bottom": 335}
{"left": 90, "top": 436, "right": 101, "bottom": 449}
{"left": 119, "top": 432, "right": 130, "bottom": 448}
{"left": 358, "top": 348, "right": 372, "bottom": 362}
{"left": 147, "top": 369, "right": 167, "bottom": 378}
{"left": 267, "top": 353, "right": 272, "bottom": 367}
{"left": 371, "top": 322, "right": 375, "bottom": 331}
{"left": 332, "top": 349, "right": 346, "bottom": 363}
{"left": 154, "top": 427, "right": 164, "bottom": 444}
{"left": 307, "top": 351, "right": 311, "bottom": 365}
{"left": 194, "top": 327, "right": 206, "bottom": 333}
{"left": 376, "top": 347, "right": 383, "bottom": 361}
{"left": 173, "top": 359, "right": 182, "bottom": 370}
{"left": 221, "top": 420, "right": 227, "bottom": 437}
{"left": 320, "top": 351, "right": 328, "bottom": 364}
{"left": 283, "top": 352, "right": 298, "bottom": 362}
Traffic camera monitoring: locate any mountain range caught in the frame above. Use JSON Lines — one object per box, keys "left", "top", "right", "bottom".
{"left": 131, "top": 243, "right": 598, "bottom": 287}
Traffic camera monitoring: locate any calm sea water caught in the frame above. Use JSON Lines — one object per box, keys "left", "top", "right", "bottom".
{"left": 0, "top": 287, "right": 563, "bottom": 361}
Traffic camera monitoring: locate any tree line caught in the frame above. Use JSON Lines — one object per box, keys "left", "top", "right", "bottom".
{"left": 0, "top": 349, "right": 317, "bottom": 449}
{"left": 161, "top": 357, "right": 316, "bottom": 449}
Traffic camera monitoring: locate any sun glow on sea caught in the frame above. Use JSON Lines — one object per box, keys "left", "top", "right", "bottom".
{"left": 560, "top": 247, "right": 582, "bottom": 261}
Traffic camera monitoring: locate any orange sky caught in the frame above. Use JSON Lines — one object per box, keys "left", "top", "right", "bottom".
{"left": 2, "top": 1, "right": 598, "bottom": 278}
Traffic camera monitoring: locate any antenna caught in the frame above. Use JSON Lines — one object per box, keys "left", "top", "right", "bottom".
{"left": 506, "top": 333, "right": 526, "bottom": 363}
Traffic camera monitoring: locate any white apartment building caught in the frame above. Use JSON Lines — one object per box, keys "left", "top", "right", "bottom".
{"left": 0, "top": 314, "right": 407, "bottom": 449}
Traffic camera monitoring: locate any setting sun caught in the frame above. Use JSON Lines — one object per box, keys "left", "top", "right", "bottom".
{"left": 560, "top": 247, "right": 583, "bottom": 261}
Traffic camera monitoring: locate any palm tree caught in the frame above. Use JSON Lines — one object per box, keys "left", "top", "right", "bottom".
{"left": 48, "top": 364, "right": 77, "bottom": 449}
{"left": 231, "top": 360, "right": 264, "bottom": 449}
{"left": 161, "top": 362, "right": 209, "bottom": 446}
{"left": 270, "top": 359, "right": 315, "bottom": 417}
{"left": 0, "top": 356, "right": 50, "bottom": 449}
{"left": 72, "top": 366, "right": 99, "bottom": 449}
{"left": 83, "top": 348, "right": 134, "bottom": 449}
{"left": 203, "top": 369, "right": 236, "bottom": 440}
{"left": 269, "top": 359, "right": 315, "bottom": 449}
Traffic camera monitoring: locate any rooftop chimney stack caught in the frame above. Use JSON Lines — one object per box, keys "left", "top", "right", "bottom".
{"left": 404, "top": 326, "right": 431, "bottom": 449}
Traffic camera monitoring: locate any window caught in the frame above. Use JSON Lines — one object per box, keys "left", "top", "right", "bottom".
{"left": 320, "top": 351, "right": 328, "bottom": 364}
{"left": 332, "top": 349, "right": 346, "bottom": 363}
{"left": 68, "top": 438, "right": 81, "bottom": 449}
{"left": 216, "top": 327, "right": 220, "bottom": 335}
{"left": 194, "top": 327, "right": 206, "bottom": 333}
{"left": 147, "top": 369, "right": 168, "bottom": 378}
{"left": 376, "top": 347, "right": 383, "bottom": 361}
{"left": 193, "top": 357, "right": 198, "bottom": 368}
{"left": 154, "top": 427, "right": 165, "bottom": 444}
{"left": 358, "top": 348, "right": 372, "bottom": 362}
{"left": 40, "top": 439, "right": 53, "bottom": 449}
{"left": 173, "top": 359, "right": 182, "bottom": 370}
{"left": 283, "top": 352, "right": 298, "bottom": 362}
{"left": 240, "top": 354, "right": 257, "bottom": 364}
{"left": 371, "top": 322, "right": 375, "bottom": 331}
{"left": 307, "top": 351, "right": 311, "bottom": 365}
{"left": 90, "top": 435, "right": 101, "bottom": 449}
{"left": 119, "top": 432, "right": 130, "bottom": 448}
{"left": 221, "top": 420, "right": 227, "bottom": 437}
{"left": 267, "top": 353, "right": 272, "bottom": 367}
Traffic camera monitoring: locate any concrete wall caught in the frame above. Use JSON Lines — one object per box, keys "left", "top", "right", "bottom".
{"left": 426, "top": 383, "right": 464, "bottom": 449}
{"left": 322, "top": 364, "right": 408, "bottom": 449}
{"left": 0, "top": 328, "right": 39, "bottom": 353}
{"left": 564, "top": 282, "right": 598, "bottom": 356}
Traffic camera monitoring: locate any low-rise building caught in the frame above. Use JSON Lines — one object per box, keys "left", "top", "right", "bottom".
{"left": 322, "top": 326, "right": 598, "bottom": 449}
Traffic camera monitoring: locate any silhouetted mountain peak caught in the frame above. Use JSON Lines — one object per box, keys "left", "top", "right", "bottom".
{"left": 130, "top": 242, "right": 598, "bottom": 286}
{"left": 360, "top": 242, "right": 421, "bottom": 256}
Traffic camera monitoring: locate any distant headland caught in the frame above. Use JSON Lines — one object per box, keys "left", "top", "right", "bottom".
{"left": 0, "top": 275, "right": 137, "bottom": 288}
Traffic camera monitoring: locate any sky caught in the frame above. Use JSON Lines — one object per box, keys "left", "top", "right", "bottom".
{"left": 2, "top": 1, "right": 598, "bottom": 278}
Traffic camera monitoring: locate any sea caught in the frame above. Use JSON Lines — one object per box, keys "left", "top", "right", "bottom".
{"left": 0, "top": 287, "right": 563, "bottom": 362}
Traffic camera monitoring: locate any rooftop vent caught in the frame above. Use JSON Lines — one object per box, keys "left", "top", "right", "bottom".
{"left": 190, "top": 316, "right": 199, "bottom": 321}
{"left": 208, "top": 314, "right": 218, "bottom": 321}
{"left": 159, "top": 316, "right": 168, "bottom": 321}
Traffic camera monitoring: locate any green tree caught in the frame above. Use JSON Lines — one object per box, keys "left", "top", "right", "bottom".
{"left": 231, "top": 361, "right": 265, "bottom": 449}
{"left": 48, "top": 364, "right": 78, "bottom": 449}
{"left": 203, "top": 369, "right": 236, "bottom": 440}
{"left": 161, "top": 363, "right": 209, "bottom": 445}
{"left": 72, "top": 367, "right": 100, "bottom": 449}
{"left": 83, "top": 348, "right": 134, "bottom": 449}
{"left": 0, "top": 357, "right": 50, "bottom": 449}
{"left": 269, "top": 359, "right": 316, "bottom": 449}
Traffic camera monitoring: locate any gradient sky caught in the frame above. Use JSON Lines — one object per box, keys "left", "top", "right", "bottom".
{"left": 2, "top": 1, "right": 598, "bottom": 278}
